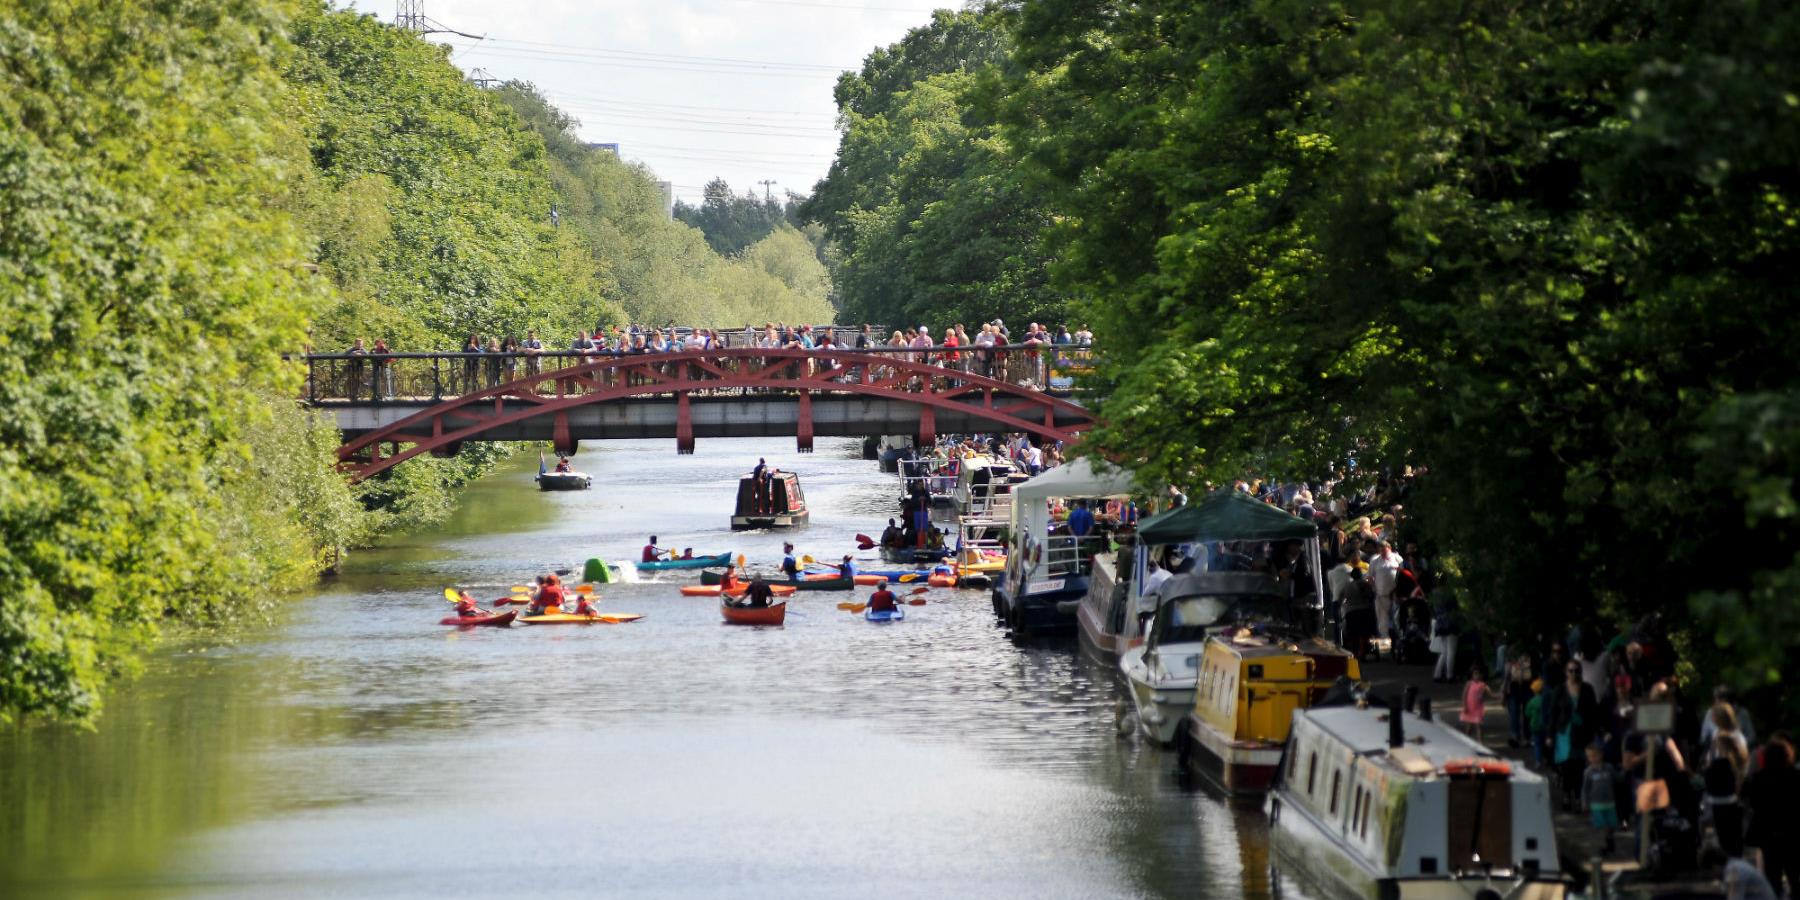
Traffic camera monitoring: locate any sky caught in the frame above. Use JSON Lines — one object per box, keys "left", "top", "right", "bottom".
{"left": 343, "top": 0, "right": 954, "bottom": 207}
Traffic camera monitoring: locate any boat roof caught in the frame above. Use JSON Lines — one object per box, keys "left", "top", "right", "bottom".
{"left": 1214, "top": 634, "right": 1351, "bottom": 660}
{"left": 1299, "top": 704, "right": 1547, "bottom": 782}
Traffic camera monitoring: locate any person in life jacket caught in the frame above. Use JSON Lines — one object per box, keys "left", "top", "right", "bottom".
{"left": 780, "top": 543, "right": 799, "bottom": 582}
{"left": 455, "top": 591, "right": 484, "bottom": 618}
{"left": 642, "top": 536, "right": 664, "bottom": 562}
{"left": 720, "top": 563, "right": 741, "bottom": 591}
{"left": 529, "top": 574, "right": 566, "bottom": 616}
{"left": 571, "top": 590, "right": 599, "bottom": 616}
{"left": 554, "top": 457, "right": 572, "bottom": 473}
{"left": 866, "top": 580, "right": 898, "bottom": 613}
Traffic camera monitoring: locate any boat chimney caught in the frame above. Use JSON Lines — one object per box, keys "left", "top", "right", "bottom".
{"left": 1388, "top": 695, "right": 1405, "bottom": 748}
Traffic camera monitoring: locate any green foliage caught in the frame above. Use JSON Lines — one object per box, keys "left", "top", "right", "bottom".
{"left": 499, "top": 83, "right": 836, "bottom": 327}
{"left": 674, "top": 179, "right": 795, "bottom": 257}
{"left": 999, "top": 0, "right": 1800, "bottom": 715}
{"left": 289, "top": 8, "right": 604, "bottom": 348}
{"left": 803, "top": 10, "right": 1065, "bottom": 330}
{"left": 0, "top": 0, "right": 327, "bottom": 721}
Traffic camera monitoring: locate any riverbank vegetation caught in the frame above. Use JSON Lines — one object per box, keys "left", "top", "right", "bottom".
{"left": 808, "top": 0, "right": 1799, "bottom": 716}
{"left": 0, "top": 0, "right": 833, "bottom": 722}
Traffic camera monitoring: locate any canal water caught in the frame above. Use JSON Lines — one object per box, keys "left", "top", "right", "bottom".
{"left": 0, "top": 438, "right": 1312, "bottom": 899}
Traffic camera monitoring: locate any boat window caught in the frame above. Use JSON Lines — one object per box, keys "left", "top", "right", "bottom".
{"left": 1306, "top": 752, "right": 1317, "bottom": 794}
{"left": 1351, "top": 785, "right": 1363, "bottom": 830}
{"left": 1360, "top": 792, "right": 1371, "bottom": 840}
{"left": 1329, "top": 770, "right": 1341, "bottom": 816}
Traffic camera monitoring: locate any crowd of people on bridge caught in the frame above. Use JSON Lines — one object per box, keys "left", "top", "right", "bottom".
{"left": 328, "top": 319, "right": 1094, "bottom": 402}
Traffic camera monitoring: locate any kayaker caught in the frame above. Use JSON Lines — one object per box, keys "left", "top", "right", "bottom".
{"left": 866, "top": 580, "right": 898, "bottom": 613}
{"left": 571, "top": 592, "right": 599, "bottom": 616}
{"left": 744, "top": 580, "right": 775, "bottom": 608}
{"left": 837, "top": 554, "right": 857, "bottom": 579}
{"left": 529, "top": 574, "right": 566, "bottom": 616}
{"left": 680, "top": 548, "right": 695, "bottom": 559}
{"left": 720, "top": 563, "right": 741, "bottom": 591}
{"left": 880, "top": 518, "right": 904, "bottom": 548}
{"left": 554, "top": 456, "right": 572, "bottom": 473}
{"left": 454, "top": 591, "right": 485, "bottom": 618}
{"left": 781, "top": 542, "right": 799, "bottom": 582}
{"left": 642, "top": 536, "right": 664, "bottom": 562}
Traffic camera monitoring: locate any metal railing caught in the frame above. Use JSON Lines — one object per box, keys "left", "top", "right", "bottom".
{"left": 1042, "top": 534, "right": 1109, "bottom": 578}
{"left": 296, "top": 343, "right": 1093, "bottom": 406}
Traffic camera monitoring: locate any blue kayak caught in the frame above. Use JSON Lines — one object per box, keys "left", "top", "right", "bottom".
{"left": 864, "top": 607, "right": 906, "bottom": 623}
{"left": 830, "top": 566, "right": 950, "bottom": 580}
{"left": 636, "top": 553, "right": 732, "bottom": 571}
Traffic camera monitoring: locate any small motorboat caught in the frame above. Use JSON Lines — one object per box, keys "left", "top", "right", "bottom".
{"left": 678, "top": 583, "right": 797, "bottom": 598}
{"left": 536, "top": 471, "right": 592, "bottom": 491}
{"left": 636, "top": 552, "right": 733, "bottom": 572}
{"left": 864, "top": 606, "right": 905, "bottom": 623}
{"left": 438, "top": 610, "right": 517, "bottom": 627}
{"left": 720, "top": 599, "right": 787, "bottom": 626}
{"left": 702, "top": 570, "right": 851, "bottom": 592}
{"left": 519, "top": 612, "right": 644, "bottom": 625}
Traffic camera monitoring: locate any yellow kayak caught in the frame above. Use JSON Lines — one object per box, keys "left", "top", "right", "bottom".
{"left": 519, "top": 612, "right": 645, "bottom": 625}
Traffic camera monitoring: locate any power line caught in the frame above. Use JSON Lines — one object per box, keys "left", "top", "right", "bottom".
{"left": 450, "top": 44, "right": 845, "bottom": 80}
{"left": 394, "top": 0, "right": 484, "bottom": 40}
{"left": 479, "top": 36, "right": 858, "bottom": 72}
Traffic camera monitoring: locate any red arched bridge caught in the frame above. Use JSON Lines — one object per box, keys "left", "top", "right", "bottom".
{"left": 302, "top": 346, "right": 1095, "bottom": 481}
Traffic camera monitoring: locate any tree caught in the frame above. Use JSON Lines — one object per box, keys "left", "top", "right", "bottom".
{"left": 674, "top": 178, "right": 790, "bottom": 256}
{"left": 998, "top": 0, "right": 1800, "bottom": 715}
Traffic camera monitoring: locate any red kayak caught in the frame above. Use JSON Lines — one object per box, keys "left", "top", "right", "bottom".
{"left": 720, "top": 599, "right": 787, "bottom": 626}
{"left": 439, "top": 610, "right": 517, "bottom": 627}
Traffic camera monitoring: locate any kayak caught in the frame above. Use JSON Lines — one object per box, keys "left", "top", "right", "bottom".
{"left": 720, "top": 599, "right": 787, "bottom": 626}
{"left": 679, "top": 583, "right": 796, "bottom": 598}
{"left": 519, "top": 612, "right": 645, "bottom": 624}
{"left": 702, "top": 570, "right": 850, "bottom": 592}
{"left": 636, "top": 553, "right": 732, "bottom": 571}
{"left": 927, "top": 574, "right": 959, "bottom": 588}
{"left": 439, "top": 610, "right": 517, "bottom": 627}
{"left": 864, "top": 607, "right": 906, "bottom": 623}
{"left": 583, "top": 557, "right": 615, "bottom": 584}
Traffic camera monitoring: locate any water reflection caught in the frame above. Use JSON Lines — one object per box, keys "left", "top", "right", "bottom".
{"left": 1, "top": 438, "right": 1316, "bottom": 899}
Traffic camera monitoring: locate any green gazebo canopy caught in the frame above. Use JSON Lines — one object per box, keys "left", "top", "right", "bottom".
{"left": 1137, "top": 490, "right": 1318, "bottom": 545}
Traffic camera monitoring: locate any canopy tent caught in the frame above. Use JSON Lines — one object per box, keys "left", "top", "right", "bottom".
{"left": 1011, "top": 458, "right": 1136, "bottom": 504}
{"left": 1137, "top": 490, "right": 1317, "bottom": 545}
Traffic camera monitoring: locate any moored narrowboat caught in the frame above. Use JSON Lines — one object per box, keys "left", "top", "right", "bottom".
{"left": 1268, "top": 702, "right": 1565, "bottom": 899}
{"left": 1176, "top": 632, "right": 1359, "bottom": 793}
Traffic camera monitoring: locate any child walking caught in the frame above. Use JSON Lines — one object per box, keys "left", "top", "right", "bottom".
{"left": 1582, "top": 744, "right": 1622, "bottom": 854}
{"left": 1460, "top": 664, "right": 1493, "bottom": 742}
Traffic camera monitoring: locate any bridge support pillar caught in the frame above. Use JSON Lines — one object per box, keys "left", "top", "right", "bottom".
{"left": 795, "top": 390, "right": 813, "bottom": 453}
{"left": 676, "top": 392, "right": 694, "bottom": 454}
{"left": 916, "top": 404, "right": 936, "bottom": 448}
{"left": 553, "top": 411, "right": 576, "bottom": 456}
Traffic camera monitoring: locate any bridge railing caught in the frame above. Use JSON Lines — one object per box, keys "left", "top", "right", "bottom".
{"left": 297, "top": 344, "right": 1095, "bottom": 405}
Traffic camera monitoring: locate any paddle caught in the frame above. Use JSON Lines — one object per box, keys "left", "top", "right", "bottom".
{"left": 907, "top": 598, "right": 926, "bottom": 606}
{"left": 854, "top": 533, "right": 874, "bottom": 546}
{"left": 801, "top": 554, "right": 816, "bottom": 564}
{"left": 736, "top": 554, "right": 747, "bottom": 567}
{"left": 910, "top": 587, "right": 929, "bottom": 595}
{"left": 510, "top": 585, "right": 530, "bottom": 593}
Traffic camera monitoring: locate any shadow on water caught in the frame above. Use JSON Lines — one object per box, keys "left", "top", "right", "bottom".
{"left": 0, "top": 438, "right": 1320, "bottom": 899}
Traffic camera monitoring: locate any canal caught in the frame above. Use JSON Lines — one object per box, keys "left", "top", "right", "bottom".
{"left": 0, "top": 438, "right": 1312, "bottom": 899}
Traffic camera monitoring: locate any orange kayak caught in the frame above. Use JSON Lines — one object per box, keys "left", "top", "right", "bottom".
{"left": 519, "top": 612, "right": 644, "bottom": 624}
{"left": 680, "top": 583, "right": 797, "bottom": 598}
{"left": 720, "top": 599, "right": 787, "bottom": 626}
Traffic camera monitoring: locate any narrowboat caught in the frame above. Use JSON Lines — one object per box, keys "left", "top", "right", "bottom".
{"left": 731, "top": 470, "right": 808, "bottom": 530}
{"left": 1269, "top": 702, "right": 1565, "bottom": 899}
{"left": 1121, "top": 572, "right": 1292, "bottom": 743}
{"left": 1176, "top": 632, "right": 1359, "bottom": 793}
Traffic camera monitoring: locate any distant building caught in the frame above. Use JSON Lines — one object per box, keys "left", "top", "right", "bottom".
{"left": 587, "top": 142, "right": 620, "bottom": 156}
{"left": 657, "top": 181, "right": 674, "bottom": 219}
